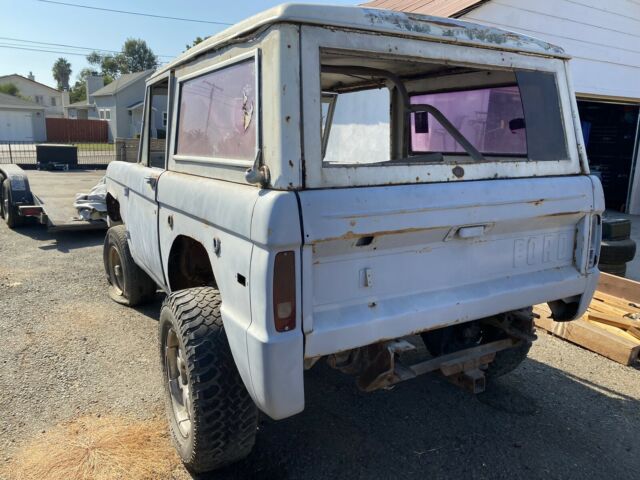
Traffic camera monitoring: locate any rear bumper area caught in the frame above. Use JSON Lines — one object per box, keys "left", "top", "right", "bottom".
{"left": 304, "top": 266, "right": 598, "bottom": 358}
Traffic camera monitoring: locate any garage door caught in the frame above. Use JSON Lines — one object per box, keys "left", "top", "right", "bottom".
{"left": 0, "top": 110, "right": 34, "bottom": 141}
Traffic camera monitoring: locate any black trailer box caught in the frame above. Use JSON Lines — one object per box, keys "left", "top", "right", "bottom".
{"left": 36, "top": 144, "right": 78, "bottom": 170}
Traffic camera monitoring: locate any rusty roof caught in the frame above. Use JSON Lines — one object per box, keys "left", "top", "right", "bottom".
{"left": 361, "top": 0, "right": 488, "bottom": 18}
{"left": 150, "top": 3, "right": 566, "bottom": 81}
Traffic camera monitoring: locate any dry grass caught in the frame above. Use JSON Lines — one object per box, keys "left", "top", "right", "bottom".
{"left": 6, "top": 415, "right": 181, "bottom": 480}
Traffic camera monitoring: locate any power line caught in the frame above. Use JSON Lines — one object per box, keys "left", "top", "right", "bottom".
{"left": 0, "top": 44, "right": 170, "bottom": 65}
{"left": 37, "top": 0, "right": 233, "bottom": 26}
{"left": 0, "top": 36, "right": 175, "bottom": 58}
{"left": 0, "top": 43, "right": 90, "bottom": 57}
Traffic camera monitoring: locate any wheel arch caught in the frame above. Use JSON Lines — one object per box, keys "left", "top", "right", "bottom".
{"left": 166, "top": 234, "right": 218, "bottom": 292}
{"left": 105, "top": 192, "right": 122, "bottom": 224}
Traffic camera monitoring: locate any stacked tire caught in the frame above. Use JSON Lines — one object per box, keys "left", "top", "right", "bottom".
{"left": 599, "top": 216, "right": 636, "bottom": 277}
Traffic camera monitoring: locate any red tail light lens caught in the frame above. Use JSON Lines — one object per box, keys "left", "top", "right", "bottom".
{"left": 273, "top": 251, "right": 296, "bottom": 332}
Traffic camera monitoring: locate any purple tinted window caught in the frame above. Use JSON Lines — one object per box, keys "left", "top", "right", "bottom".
{"left": 176, "top": 59, "right": 256, "bottom": 160}
{"left": 411, "top": 86, "right": 527, "bottom": 155}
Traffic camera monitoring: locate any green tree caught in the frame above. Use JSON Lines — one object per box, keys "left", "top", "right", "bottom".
{"left": 0, "top": 82, "right": 20, "bottom": 96}
{"left": 117, "top": 38, "right": 158, "bottom": 73}
{"left": 185, "top": 36, "right": 207, "bottom": 52}
{"left": 69, "top": 68, "right": 113, "bottom": 103}
{"left": 52, "top": 57, "right": 72, "bottom": 90}
{"left": 87, "top": 52, "right": 119, "bottom": 79}
{"left": 69, "top": 68, "right": 95, "bottom": 103}
{"left": 87, "top": 38, "right": 158, "bottom": 77}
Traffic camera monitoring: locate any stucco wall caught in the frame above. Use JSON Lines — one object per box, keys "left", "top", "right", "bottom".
{"left": 115, "top": 80, "right": 147, "bottom": 140}
{"left": 32, "top": 110, "right": 47, "bottom": 141}
{"left": 93, "top": 96, "right": 116, "bottom": 142}
{"left": 0, "top": 108, "right": 46, "bottom": 141}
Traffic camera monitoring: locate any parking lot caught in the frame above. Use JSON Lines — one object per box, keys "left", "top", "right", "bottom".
{"left": 1, "top": 221, "right": 639, "bottom": 480}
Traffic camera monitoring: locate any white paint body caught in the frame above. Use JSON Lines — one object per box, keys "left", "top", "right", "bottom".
{"left": 104, "top": 4, "right": 604, "bottom": 420}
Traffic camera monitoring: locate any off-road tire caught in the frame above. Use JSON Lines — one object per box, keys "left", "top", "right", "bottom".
{"left": 600, "top": 238, "right": 636, "bottom": 264}
{"left": 421, "top": 308, "right": 534, "bottom": 379}
{"left": 599, "top": 262, "right": 626, "bottom": 277}
{"left": 2, "top": 179, "right": 24, "bottom": 228}
{"left": 103, "top": 225, "right": 156, "bottom": 306}
{"left": 602, "top": 217, "right": 631, "bottom": 241}
{"left": 159, "top": 287, "right": 258, "bottom": 473}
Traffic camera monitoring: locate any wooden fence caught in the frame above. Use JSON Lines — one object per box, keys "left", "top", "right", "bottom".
{"left": 46, "top": 118, "right": 109, "bottom": 143}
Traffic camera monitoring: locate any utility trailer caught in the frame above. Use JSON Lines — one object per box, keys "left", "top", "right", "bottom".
{"left": 0, "top": 164, "right": 107, "bottom": 231}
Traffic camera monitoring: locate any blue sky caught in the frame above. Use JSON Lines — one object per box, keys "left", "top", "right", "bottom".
{"left": 0, "top": 0, "right": 355, "bottom": 89}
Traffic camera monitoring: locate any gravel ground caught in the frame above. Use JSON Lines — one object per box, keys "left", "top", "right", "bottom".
{"left": 1, "top": 221, "right": 639, "bottom": 480}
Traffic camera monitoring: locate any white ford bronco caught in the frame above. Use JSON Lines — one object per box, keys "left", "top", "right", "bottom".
{"left": 102, "top": 4, "right": 604, "bottom": 472}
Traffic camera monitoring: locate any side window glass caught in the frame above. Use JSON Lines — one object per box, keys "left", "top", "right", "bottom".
{"left": 175, "top": 57, "right": 257, "bottom": 162}
{"left": 143, "top": 80, "right": 169, "bottom": 169}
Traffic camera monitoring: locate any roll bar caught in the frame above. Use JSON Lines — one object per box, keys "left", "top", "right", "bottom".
{"left": 321, "top": 65, "right": 486, "bottom": 162}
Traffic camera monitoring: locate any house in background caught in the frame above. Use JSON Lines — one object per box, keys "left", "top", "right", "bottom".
{"left": 92, "top": 70, "right": 155, "bottom": 141}
{"left": 0, "top": 92, "right": 46, "bottom": 141}
{"left": 362, "top": 0, "right": 640, "bottom": 214}
{"left": 65, "top": 70, "right": 163, "bottom": 141}
{"left": 0, "top": 73, "right": 66, "bottom": 118}
{"left": 65, "top": 75, "right": 104, "bottom": 121}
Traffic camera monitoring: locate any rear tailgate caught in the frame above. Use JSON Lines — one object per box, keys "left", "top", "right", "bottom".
{"left": 299, "top": 175, "right": 598, "bottom": 357}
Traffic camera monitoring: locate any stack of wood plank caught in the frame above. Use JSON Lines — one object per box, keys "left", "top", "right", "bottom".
{"left": 534, "top": 273, "right": 640, "bottom": 366}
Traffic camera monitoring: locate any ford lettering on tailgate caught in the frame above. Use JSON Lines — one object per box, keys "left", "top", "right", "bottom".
{"left": 513, "top": 233, "right": 572, "bottom": 268}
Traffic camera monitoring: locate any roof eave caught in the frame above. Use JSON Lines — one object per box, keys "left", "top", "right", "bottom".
{"left": 0, "top": 104, "right": 45, "bottom": 110}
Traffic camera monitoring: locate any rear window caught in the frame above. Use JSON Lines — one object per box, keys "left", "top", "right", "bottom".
{"left": 410, "top": 86, "right": 527, "bottom": 156}
{"left": 320, "top": 55, "right": 569, "bottom": 166}
{"left": 410, "top": 72, "right": 567, "bottom": 161}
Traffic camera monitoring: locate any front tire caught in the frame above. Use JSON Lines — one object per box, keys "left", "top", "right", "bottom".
{"left": 159, "top": 287, "right": 258, "bottom": 473}
{"left": 103, "top": 225, "right": 156, "bottom": 306}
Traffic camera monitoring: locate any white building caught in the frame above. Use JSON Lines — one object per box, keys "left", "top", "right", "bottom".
{"left": 363, "top": 0, "right": 640, "bottom": 213}
{"left": 0, "top": 92, "right": 47, "bottom": 142}
{"left": 0, "top": 73, "right": 66, "bottom": 118}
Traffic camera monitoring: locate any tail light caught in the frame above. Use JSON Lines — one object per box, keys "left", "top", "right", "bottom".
{"left": 273, "top": 251, "right": 296, "bottom": 332}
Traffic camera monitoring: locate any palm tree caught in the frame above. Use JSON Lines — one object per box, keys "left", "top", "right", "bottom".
{"left": 52, "top": 58, "right": 72, "bottom": 90}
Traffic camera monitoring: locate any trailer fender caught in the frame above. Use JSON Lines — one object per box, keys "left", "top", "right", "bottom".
{"left": 0, "top": 164, "right": 34, "bottom": 207}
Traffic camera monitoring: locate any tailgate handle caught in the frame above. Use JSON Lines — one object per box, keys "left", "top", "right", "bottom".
{"left": 457, "top": 225, "right": 486, "bottom": 239}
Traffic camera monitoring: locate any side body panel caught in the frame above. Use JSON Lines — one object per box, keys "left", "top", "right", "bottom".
{"left": 105, "top": 161, "right": 165, "bottom": 287}
{"left": 155, "top": 173, "right": 305, "bottom": 420}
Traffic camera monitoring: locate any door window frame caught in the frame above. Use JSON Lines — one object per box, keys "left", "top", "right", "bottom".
{"left": 138, "top": 71, "right": 173, "bottom": 169}
{"left": 171, "top": 49, "right": 261, "bottom": 169}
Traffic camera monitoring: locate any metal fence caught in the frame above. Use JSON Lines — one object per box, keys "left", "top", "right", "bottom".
{"left": 0, "top": 141, "right": 116, "bottom": 167}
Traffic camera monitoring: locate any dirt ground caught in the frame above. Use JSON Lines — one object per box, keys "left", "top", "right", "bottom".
{"left": 1, "top": 222, "right": 639, "bottom": 480}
